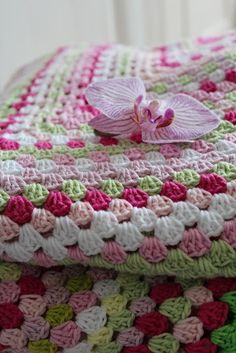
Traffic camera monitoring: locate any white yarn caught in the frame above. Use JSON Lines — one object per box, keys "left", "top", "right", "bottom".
{"left": 91, "top": 211, "right": 118, "bottom": 239}
{"left": 145, "top": 151, "right": 166, "bottom": 165}
{"left": 3, "top": 242, "right": 33, "bottom": 262}
{"left": 131, "top": 207, "right": 156, "bottom": 232}
{"left": 36, "top": 159, "right": 56, "bottom": 174}
{"left": 75, "top": 158, "right": 96, "bottom": 171}
{"left": 115, "top": 222, "right": 144, "bottom": 251}
{"left": 53, "top": 216, "right": 79, "bottom": 245}
{"left": 215, "top": 140, "right": 236, "bottom": 154}
{"left": 172, "top": 201, "right": 200, "bottom": 226}
{"left": 41, "top": 236, "right": 68, "bottom": 261}
{"left": 51, "top": 135, "right": 69, "bottom": 145}
{"left": 93, "top": 279, "right": 120, "bottom": 299}
{"left": 19, "top": 224, "right": 42, "bottom": 252}
{"left": 155, "top": 215, "right": 184, "bottom": 246}
{"left": 0, "top": 160, "right": 23, "bottom": 175}
{"left": 198, "top": 210, "right": 224, "bottom": 237}
{"left": 77, "top": 229, "right": 104, "bottom": 256}
{"left": 76, "top": 306, "right": 107, "bottom": 334}
{"left": 110, "top": 154, "right": 130, "bottom": 168}
{"left": 209, "top": 193, "right": 236, "bottom": 220}
{"left": 227, "top": 180, "right": 236, "bottom": 199}
{"left": 181, "top": 148, "right": 202, "bottom": 160}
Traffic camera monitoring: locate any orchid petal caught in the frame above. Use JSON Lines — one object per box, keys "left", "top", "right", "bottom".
{"left": 89, "top": 114, "right": 139, "bottom": 135}
{"left": 142, "top": 94, "right": 220, "bottom": 144}
{"left": 85, "top": 78, "right": 146, "bottom": 119}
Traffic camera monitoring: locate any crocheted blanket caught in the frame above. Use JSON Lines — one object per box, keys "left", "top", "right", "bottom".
{"left": 1, "top": 32, "right": 236, "bottom": 279}
{"left": 0, "top": 31, "right": 236, "bottom": 353}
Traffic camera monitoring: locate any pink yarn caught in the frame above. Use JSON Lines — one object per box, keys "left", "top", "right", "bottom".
{"left": 33, "top": 250, "right": 56, "bottom": 268}
{"left": 67, "top": 246, "right": 90, "bottom": 264}
{"left": 44, "top": 287, "right": 70, "bottom": 307}
{"left": 187, "top": 188, "right": 212, "bottom": 209}
{"left": 41, "top": 271, "right": 67, "bottom": 288}
{"left": 117, "top": 168, "right": 139, "bottom": 187}
{"left": 50, "top": 320, "right": 81, "bottom": 348}
{"left": 0, "top": 175, "right": 26, "bottom": 195}
{"left": 87, "top": 267, "right": 114, "bottom": 281}
{"left": 139, "top": 237, "right": 168, "bottom": 262}
{"left": 89, "top": 151, "right": 110, "bottom": 163}
{"left": 0, "top": 281, "right": 20, "bottom": 304}
{"left": 199, "top": 173, "right": 227, "bottom": 194}
{"left": 31, "top": 208, "right": 55, "bottom": 234}
{"left": 16, "top": 154, "right": 36, "bottom": 168}
{"left": 122, "top": 188, "right": 148, "bottom": 208}
{"left": 160, "top": 144, "right": 181, "bottom": 158}
{"left": 173, "top": 316, "right": 204, "bottom": 344}
{"left": 21, "top": 316, "right": 50, "bottom": 340}
{"left": 147, "top": 195, "right": 173, "bottom": 216}
{"left": 23, "top": 168, "right": 42, "bottom": 183}
{"left": 84, "top": 188, "right": 111, "bottom": 211}
{"left": 192, "top": 140, "right": 215, "bottom": 153}
{"left": 69, "top": 201, "right": 94, "bottom": 226}
{"left": 161, "top": 181, "right": 187, "bottom": 202}
{"left": 19, "top": 294, "right": 47, "bottom": 317}
{"left": 101, "top": 241, "right": 128, "bottom": 264}
{"left": 184, "top": 286, "right": 214, "bottom": 307}
{"left": 4, "top": 196, "right": 33, "bottom": 225}
{"left": 34, "top": 141, "right": 53, "bottom": 150}
{"left": 0, "top": 329, "right": 27, "bottom": 349}
{"left": 222, "top": 218, "right": 236, "bottom": 248}
{"left": 44, "top": 191, "right": 72, "bottom": 217}
{"left": 0, "top": 138, "right": 20, "bottom": 150}
{"left": 69, "top": 290, "right": 97, "bottom": 313}
{"left": 41, "top": 173, "right": 64, "bottom": 191}
{"left": 117, "top": 327, "right": 144, "bottom": 347}
{"left": 179, "top": 229, "right": 212, "bottom": 257}
{"left": 129, "top": 297, "right": 156, "bottom": 317}
{"left": 125, "top": 148, "right": 145, "bottom": 161}
{"left": 67, "top": 139, "right": 85, "bottom": 148}
{"left": 0, "top": 215, "right": 20, "bottom": 241}
{"left": 52, "top": 153, "right": 75, "bottom": 166}
{"left": 108, "top": 199, "right": 133, "bottom": 222}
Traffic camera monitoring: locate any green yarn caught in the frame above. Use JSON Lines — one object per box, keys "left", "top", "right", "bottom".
{"left": 28, "top": 339, "right": 57, "bottom": 353}
{"left": 206, "top": 240, "right": 236, "bottom": 268}
{"left": 218, "top": 120, "right": 236, "bottom": 133}
{"left": 227, "top": 90, "right": 236, "bottom": 103}
{"left": 175, "top": 277, "right": 204, "bottom": 290}
{"left": 152, "top": 83, "right": 168, "bottom": 94}
{"left": 204, "top": 130, "right": 224, "bottom": 143}
{"left": 211, "top": 323, "right": 236, "bottom": 350}
{"left": 62, "top": 179, "right": 86, "bottom": 201}
{"left": 0, "top": 263, "right": 21, "bottom": 281}
{"left": 221, "top": 291, "right": 236, "bottom": 314}
{"left": 66, "top": 274, "right": 93, "bottom": 293}
{"left": 46, "top": 304, "right": 73, "bottom": 327}
{"left": 148, "top": 333, "right": 180, "bottom": 353}
{"left": 102, "top": 294, "right": 127, "bottom": 315}
{"left": 159, "top": 297, "right": 192, "bottom": 324}
{"left": 173, "top": 169, "right": 200, "bottom": 188}
{"left": 138, "top": 176, "right": 163, "bottom": 195}
{"left": 88, "top": 326, "right": 113, "bottom": 345}
{"left": 203, "top": 100, "right": 216, "bottom": 110}
{"left": 122, "top": 280, "right": 149, "bottom": 300}
{"left": 0, "top": 189, "right": 9, "bottom": 211}
{"left": 23, "top": 183, "right": 49, "bottom": 206}
{"left": 101, "top": 179, "right": 124, "bottom": 198}
{"left": 213, "top": 162, "right": 236, "bottom": 181}
{"left": 203, "top": 61, "right": 218, "bottom": 73}
{"left": 116, "top": 272, "right": 141, "bottom": 286}
{"left": 108, "top": 309, "right": 135, "bottom": 331}
{"left": 40, "top": 123, "right": 66, "bottom": 134}
{"left": 178, "top": 74, "right": 192, "bottom": 85}
{"left": 92, "top": 342, "right": 122, "bottom": 353}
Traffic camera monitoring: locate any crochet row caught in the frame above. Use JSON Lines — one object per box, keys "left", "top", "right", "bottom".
{"left": 0, "top": 262, "right": 236, "bottom": 353}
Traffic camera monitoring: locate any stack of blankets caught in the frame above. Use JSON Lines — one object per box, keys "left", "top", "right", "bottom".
{"left": 0, "top": 32, "right": 236, "bottom": 353}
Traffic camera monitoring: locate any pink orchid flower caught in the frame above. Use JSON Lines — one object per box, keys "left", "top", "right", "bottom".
{"left": 85, "top": 77, "right": 220, "bottom": 144}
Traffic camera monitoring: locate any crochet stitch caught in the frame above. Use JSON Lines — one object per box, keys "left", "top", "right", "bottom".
{"left": 1, "top": 33, "right": 236, "bottom": 281}
{"left": 0, "top": 262, "right": 234, "bottom": 352}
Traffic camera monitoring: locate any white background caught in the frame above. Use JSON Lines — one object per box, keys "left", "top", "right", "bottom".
{"left": 0, "top": 0, "right": 236, "bottom": 90}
